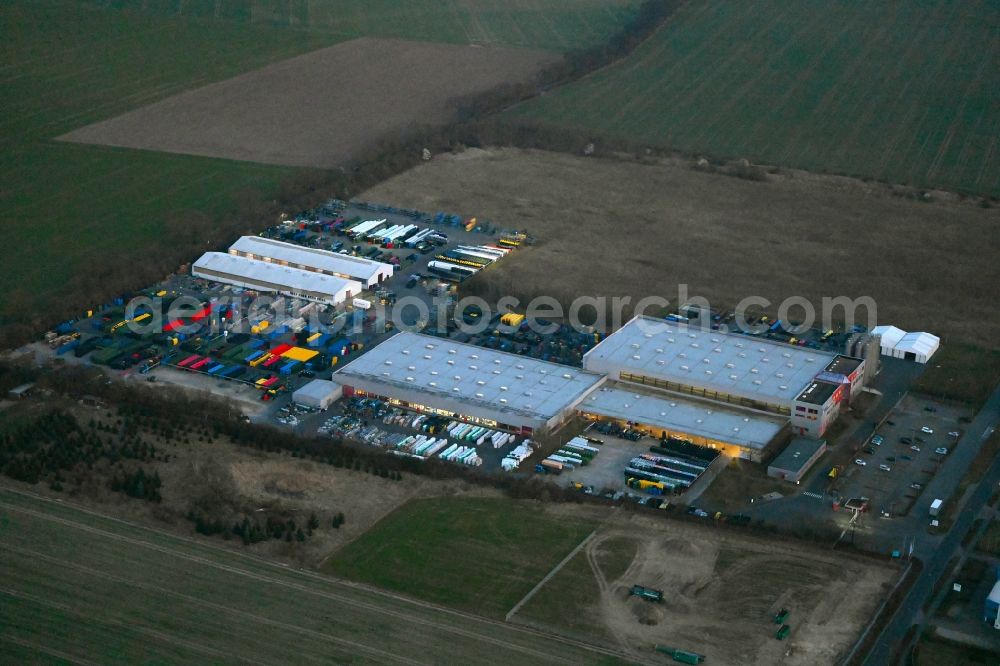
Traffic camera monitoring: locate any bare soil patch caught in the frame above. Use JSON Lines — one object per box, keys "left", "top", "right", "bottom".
{"left": 362, "top": 148, "right": 1000, "bottom": 346}
{"left": 515, "top": 509, "right": 898, "bottom": 665}
{"left": 59, "top": 39, "right": 558, "bottom": 168}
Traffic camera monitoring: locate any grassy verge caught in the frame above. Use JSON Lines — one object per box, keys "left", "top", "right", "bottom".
{"left": 930, "top": 432, "right": 1000, "bottom": 535}
{"left": 912, "top": 343, "right": 1000, "bottom": 409}
{"left": 914, "top": 634, "right": 998, "bottom": 666}
{"left": 697, "top": 458, "right": 789, "bottom": 512}
{"left": 324, "top": 497, "right": 592, "bottom": 617}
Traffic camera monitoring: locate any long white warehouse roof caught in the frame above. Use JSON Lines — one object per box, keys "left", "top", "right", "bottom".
{"left": 193, "top": 252, "right": 361, "bottom": 302}
{"left": 580, "top": 383, "right": 786, "bottom": 450}
{"left": 335, "top": 331, "right": 605, "bottom": 422}
{"left": 894, "top": 331, "right": 940, "bottom": 357}
{"left": 872, "top": 325, "right": 906, "bottom": 348}
{"left": 583, "top": 316, "right": 836, "bottom": 405}
{"left": 229, "top": 236, "right": 393, "bottom": 283}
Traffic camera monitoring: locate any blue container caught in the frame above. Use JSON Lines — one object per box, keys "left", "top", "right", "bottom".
{"left": 207, "top": 364, "right": 226, "bottom": 375}
{"left": 328, "top": 337, "right": 351, "bottom": 356}
{"left": 247, "top": 338, "right": 266, "bottom": 349}
{"left": 56, "top": 339, "right": 80, "bottom": 355}
{"left": 56, "top": 322, "right": 75, "bottom": 334}
{"left": 309, "top": 333, "right": 332, "bottom": 348}
{"left": 279, "top": 361, "right": 298, "bottom": 375}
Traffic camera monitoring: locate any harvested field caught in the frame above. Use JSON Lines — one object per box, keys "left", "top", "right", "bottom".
{"left": 61, "top": 38, "right": 560, "bottom": 168}
{"left": 507, "top": 0, "right": 1000, "bottom": 196}
{"left": 362, "top": 148, "right": 1000, "bottom": 347}
{"left": 514, "top": 513, "right": 898, "bottom": 665}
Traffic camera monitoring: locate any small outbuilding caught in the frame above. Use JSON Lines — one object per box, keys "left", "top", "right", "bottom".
{"left": 893, "top": 332, "right": 940, "bottom": 364}
{"left": 292, "top": 379, "right": 342, "bottom": 410}
{"left": 767, "top": 437, "right": 827, "bottom": 483}
{"left": 871, "top": 325, "right": 906, "bottom": 356}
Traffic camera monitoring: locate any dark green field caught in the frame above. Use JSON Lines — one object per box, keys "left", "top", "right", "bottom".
{"left": 85, "top": 0, "right": 641, "bottom": 51}
{"left": 0, "top": 487, "right": 627, "bottom": 664}
{"left": 325, "top": 497, "right": 593, "bottom": 617}
{"left": 508, "top": 0, "right": 1000, "bottom": 196}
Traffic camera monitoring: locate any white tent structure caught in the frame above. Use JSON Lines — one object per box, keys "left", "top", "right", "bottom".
{"left": 872, "top": 325, "right": 906, "bottom": 355}
{"left": 893, "top": 332, "right": 940, "bottom": 364}
{"left": 871, "top": 325, "right": 939, "bottom": 363}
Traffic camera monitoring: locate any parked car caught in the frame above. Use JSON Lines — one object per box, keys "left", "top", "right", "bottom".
{"left": 910, "top": 445, "right": 921, "bottom": 452}
{"left": 948, "top": 431, "right": 960, "bottom": 438}
{"left": 879, "top": 464, "right": 892, "bottom": 472}
{"left": 886, "top": 456, "right": 896, "bottom": 462}
{"left": 871, "top": 434, "right": 884, "bottom": 446}
{"left": 921, "top": 426, "right": 934, "bottom": 434}
{"left": 863, "top": 446, "right": 876, "bottom": 455}
{"left": 854, "top": 459, "right": 867, "bottom": 466}
{"left": 901, "top": 437, "right": 913, "bottom": 445}
{"left": 935, "top": 447, "right": 949, "bottom": 455}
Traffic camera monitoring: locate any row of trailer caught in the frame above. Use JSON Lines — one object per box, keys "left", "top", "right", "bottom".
{"left": 624, "top": 450, "right": 712, "bottom": 494}
{"left": 540, "top": 436, "right": 602, "bottom": 474}
{"left": 428, "top": 244, "right": 511, "bottom": 282}
{"left": 345, "top": 219, "right": 444, "bottom": 248}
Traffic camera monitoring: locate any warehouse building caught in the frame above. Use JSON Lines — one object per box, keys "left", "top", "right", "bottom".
{"left": 293, "top": 379, "right": 342, "bottom": 410}
{"left": 229, "top": 236, "right": 393, "bottom": 288}
{"left": 767, "top": 437, "right": 827, "bottom": 483}
{"left": 578, "top": 383, "right": 788, "bottom": 462}
{"left": 192, "top": 252, "right": 361, "bottom": 306}
{"left": 334, "top": 331, "right": 605, "bottom": 435}
{"left": 582, "top": 316, "right": 864, "bottom": 441}
{"left": 583, "top": 316, "right": 841, "bottom": 415}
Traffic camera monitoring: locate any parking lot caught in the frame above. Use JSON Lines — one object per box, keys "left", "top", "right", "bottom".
{"left": 832, "top": 394, "right": 971, "bottom": 519}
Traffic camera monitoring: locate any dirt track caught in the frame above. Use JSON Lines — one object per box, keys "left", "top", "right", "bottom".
{"left": 362, "top": 148, "right": 1000, "bottom": 347}
{"left": 515, "top": 511, "right": 897, "bottom": 665}
{"left": 59, "top": 38, "right": 558, "bottom": 168}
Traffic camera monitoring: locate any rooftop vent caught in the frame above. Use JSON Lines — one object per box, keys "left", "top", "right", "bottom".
{"left": 476, "top": 380, "right": 486, "bottom": 386}
{"left": 384, "top": 360, "right": 393, "bottom": 366}
{"left": 430, "top": 370, "right": 438, "bottom": 376}
{"left": 656, "top": 359, "right": 665, "bottom": 365}
{"left": 736, "top": 342, "right": 744, "bottom": 348}
{"left": 630, "top": 343, "right": 640, "bottom": 349}
{"left": 401, "top": 349, "right": 410, "bottom": 355}
{"left": 425, "top": 343, "right": 435, "bottom": 349}
{"left": 447, "top": 359, "right": 455, "bottom": 365}
{"left": 492, "top": 369, "right": 501, "bottom": 375}
{"left": 680, "top": 365, "right": 690, "bottom": 371}
{"left": 448, "top": 349, "right": 456, "bottom": 354}
{"left": 702, "top": 358, "right": 710, "bottom": 364}
{"left": 423, "top": 354, "right": 432, "bottom": 360}
{"left": 405, "top": 376, "right": 414, "bottom": 382}
{"left": 516, "top": 374, "right": 524, "bottom": 380}
{"left": 644, "top": 333, "right": 653, "bottom": 338}
{"left": 711, "top": 337, "right": 720, "bottom": 343}
{"left": 670, "top": 402, "right": 677, "bottom": 407}
{"left": 689, "top": 333, "right": 697, "bottom": 339}
{"left": 428, "top": 381, "right": 437, "bottom": 387}
{"left": 493, "top": 359, "right": 502, "bottom": 364}
{"left": 499, "top": 398, "right": 507, "bottom": 404}
{"left": 667, "top": 337, "right": 675, "bottom": 343}
{"left": 454, "top": 375, "right": 461, "bottom": 380}
{"left": 452, "top": 387, "right": 460, "bottom": 393}
{"left": 750, "top": 368, "right": 759, "bottom": 374}
{"left": 679, "top": 352, "right": 687, "bottom": 359}
{"left": 500, "top": 386, "right": 508, "bottom": 391}
{"left": 761, "top": 357, "right": 769, "bottom": 363}
{"left": 739, "top": 353, "right": 747, "bottom": 358}
{"left": 632, "top": 354, "right": 641, "bottom": 360}
{"left": 705, "top": 370, "right": 713, "bottom": 375}
{"left": 471, "top": 354, "right": 479, "bottom": 360}
{"left": 655, "top": 348, "right": 664, "bottom": 353}
{"left": 516, "top": 364, "right": 525, "bottom": 370}
{"left": 752, "top": 379, "right": 762, "bottom": 385}
{"left": 469, "top": 364, "right": 478, "bottom": 371}
{"left": 783, "top": 352, "right": 791, "bottom": 358}
{"left": 382, "top": 372, "right": 390, "bottom": 377}
{"left": 729, "top": 374, "right": 738, "bottom": 380}
{"left": 475, "top": 392, "right": 484, "bottom": 398}
{"left": 780, "top": 385, "right": 788, "bottom": 390}
{"left": 407, "top": 365, "right": 416, "bottom": 371}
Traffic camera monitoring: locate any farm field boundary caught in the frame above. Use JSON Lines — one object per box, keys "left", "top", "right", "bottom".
{"left": 60, "top": 38, "right": 560, "bottom": 169}
{"left": 0, "top": 486, "right": 634, "bottom": 665}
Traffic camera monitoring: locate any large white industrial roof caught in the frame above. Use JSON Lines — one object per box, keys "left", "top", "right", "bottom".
{"left": 193, "top": 252, "right": 361, "bottom": 297}
{"left": 872, "top": 325, "right": 906, "bottom": 348}
{"left": 230, "top": 236, "right": 392, "bottom": 282}
{"left": 335, "top": 331, "right": 605, "bottom": 421}
{"left": 894, "top": 332, "right": 940, "bottom": 357}
{"left": 580, "top": 383, "right": 786, "bottom": 450}
{"left": 584, "top": 316, "right": 835, "bottom": 405}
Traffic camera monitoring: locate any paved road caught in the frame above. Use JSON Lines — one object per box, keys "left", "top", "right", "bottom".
{"left": 861, "top": 382, "right": 1000, "bottom": 665}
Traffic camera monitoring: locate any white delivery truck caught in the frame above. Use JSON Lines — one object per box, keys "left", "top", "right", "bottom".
{"left": 929, "top": 498, "right": 943, "bottom": 517}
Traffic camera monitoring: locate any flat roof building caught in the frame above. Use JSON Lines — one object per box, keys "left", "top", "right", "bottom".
{"left": 767, "top": 437, "right": 827, "bottom": 483}
{"left": 583, "top": 316, "right": 837, "bottom": 415}
{"left": 334, "top": 331, "right": 606, "bottom": 434}
{"left": 230, "top": 236, "right": 393, "bottom": 288}
{"left": 193, "top": 252, "right": 362, "bottom": 306}
{"left": 293, "top": 379, "right": 342, "bottom": 410}
{"left": 578, "top": 382, "right": 787, "bottom": 461}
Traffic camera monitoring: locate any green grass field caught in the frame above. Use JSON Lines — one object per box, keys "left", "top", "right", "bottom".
{"left": 86, "top": 0, "right": 641, "bottom": 51}
{"left": 507, "top": 0, "right": 1000, "bottom": 196}
{"left": 0, "top": 487, "right": 626, "bottom": 664}
{"left": 325, "top": 497, "right": 593, "bottom": 617}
